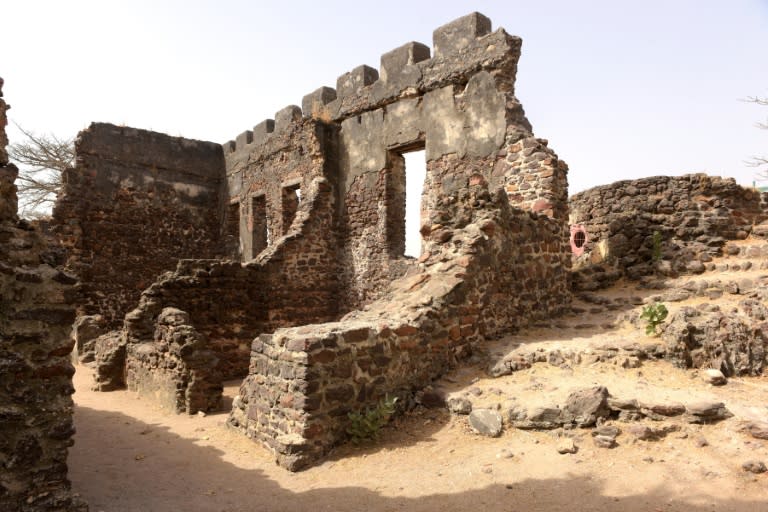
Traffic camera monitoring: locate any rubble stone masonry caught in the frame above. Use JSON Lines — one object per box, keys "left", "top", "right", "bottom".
{"left": 570, "top": 174, "right": 768, "bottom": 290}
{"left": 53, "top": 124, "right": 226, "bottom": 327}
{"left": 0, "top": 78, "right": 85, "bottom": 511}
{"left": 50, "top": 12, "right": 572, "bottom": 469}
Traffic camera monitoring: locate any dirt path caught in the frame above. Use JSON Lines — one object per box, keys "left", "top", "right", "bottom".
{"left": 68, "top": 243, "right": 768, "bottom": 511}
{"left": 69, "top": 361, "right": 768, "bottom": 512}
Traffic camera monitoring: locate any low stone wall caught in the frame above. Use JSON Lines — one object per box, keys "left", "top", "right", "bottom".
{"left": 229, "top": 179, "right": 570, "bottom": 470}
{"left": 126, "top": 308, "right": 222, "bottom": 413}
{"left": 663, "top": 294, "right": 768, "bottom": 376}
{"left": 570, "top": 174, "right": 768, "bottom": 290}
{"left": 0, "top": 78, "right": 86, "bottom": 511}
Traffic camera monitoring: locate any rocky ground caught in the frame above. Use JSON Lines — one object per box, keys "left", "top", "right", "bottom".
{"left": 68, "top": 238, "right": 768, "bottom": 511}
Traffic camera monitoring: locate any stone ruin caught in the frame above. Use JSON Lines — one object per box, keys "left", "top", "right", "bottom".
{"left": 569, "top": 174, "right": 768, "bottom": 290}
{"left": 48, "top": 12, "right": 572, "bottom": 471}
{"left": 0, "top": 80, "right": 85, "bottom": 510}
{"left": 4, "top": 9, "right": 768, "bottom": 508}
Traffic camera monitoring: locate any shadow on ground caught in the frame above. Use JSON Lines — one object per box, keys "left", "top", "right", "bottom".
{"left": 70, "top": 404, "right": 763, "bottom": 512}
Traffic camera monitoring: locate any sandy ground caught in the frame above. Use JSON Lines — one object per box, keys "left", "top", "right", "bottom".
{"left": 68, "top": 247, "right": 768, "bottom": 512}
{"left": 69, "top": 352, "right": 768, "bottom": 512}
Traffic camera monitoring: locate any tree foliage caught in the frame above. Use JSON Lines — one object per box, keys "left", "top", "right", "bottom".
{"left": 8, "top": 125, "right": 74, "bottom": 218}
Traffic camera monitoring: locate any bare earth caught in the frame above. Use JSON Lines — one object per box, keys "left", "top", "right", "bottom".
{"left": 69, "top": 254, "right": 768, "bottom": 512}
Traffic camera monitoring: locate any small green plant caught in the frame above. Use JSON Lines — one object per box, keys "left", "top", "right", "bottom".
{"left": 346, "top": 395, "right": 399, "bottom": 444}
{"left": 652, "top": 230, "right": 663, "bottom": 262}
{"left": 640, "top": 302, "right": 668, "bottom": 336}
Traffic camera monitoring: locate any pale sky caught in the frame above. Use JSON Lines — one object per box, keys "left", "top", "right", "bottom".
{"left": 4, "top": 0, "right": 768, "bottom": 198}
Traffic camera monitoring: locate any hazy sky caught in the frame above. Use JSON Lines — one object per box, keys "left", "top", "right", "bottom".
{"left": 4, "top": 0, "right": 768, "bottom": 196}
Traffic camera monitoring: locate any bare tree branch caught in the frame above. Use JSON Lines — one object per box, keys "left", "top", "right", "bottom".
{"left": 8, "top": 124, "right": 74, "bottom": 217}
{"left": 745, "top": 95, "right": 768, "bottom": 181}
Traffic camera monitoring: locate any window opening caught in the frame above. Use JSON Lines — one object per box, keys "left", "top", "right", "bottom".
{"left": 281, "top": 183, "right": 301, "bottom": 235}
{"left": 403, "top": 150, "right": 426, "bottom": 258}
{"left": 250, "top": 195, "right": 268, "bottom": 258}
{"left": 225, "top": 201, "right": 241, "bottom": 260}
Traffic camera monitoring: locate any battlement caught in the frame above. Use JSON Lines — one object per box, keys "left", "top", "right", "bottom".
{"left": 224, "top": 12, "right": 522, "bottom": 155}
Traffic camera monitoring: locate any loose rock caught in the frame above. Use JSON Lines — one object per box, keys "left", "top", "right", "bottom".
{"left": 469, "top": 409, "right": 503, "bottom": 437}
{"left": 556, "top": 437, "right": 577, "bottom": 454}
{"left": 561, "top": 386, "right": 610, "bottom": 427}
{"left": 742, "top": 460, "right": 767, "bottom": 474}
{"left": 701, "top": 368, "right": 727, "bottom": 386}
{"left": 447, "top": 397, "right": 473, "bottom": 415}
{"left": 685, "top": 401, "right": 733, "bottom": 424}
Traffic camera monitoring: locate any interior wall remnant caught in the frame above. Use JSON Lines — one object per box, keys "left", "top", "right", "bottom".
{"left": 52, "top": 123, "right": 227, "bottom": 327}
{"left": 0, "top": 77, "right": 86, "bottom": 512}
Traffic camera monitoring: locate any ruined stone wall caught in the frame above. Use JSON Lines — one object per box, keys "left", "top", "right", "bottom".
{"left": 53, "top": 123, "right": 226, "bottom": 327}
{"left": 224, "top": 112, "right": 339, "bottom": 261}
{"left": 119, "top": 177, "right": 339, "bottom": 404}
{"left": 220, "top": 12, "right": 571, "bottom": 469}
{"left": 0, "top": 78, "right": 86, "bottom": 511}
{"left": 225, "top": 12, "right": 569, "bottom": 312}
{"left": 126, "top": 307, "right": 222, "bottom": 414}
{"left": 229, "top": 179, "right": 571, "bottom": 470}
{"left": 570, "top": 174, "right": 768, "bottom": 290}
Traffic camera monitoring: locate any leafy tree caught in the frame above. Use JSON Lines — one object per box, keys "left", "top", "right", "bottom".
{"left": 8, "top": 125, "right": 74, "bottom": 218}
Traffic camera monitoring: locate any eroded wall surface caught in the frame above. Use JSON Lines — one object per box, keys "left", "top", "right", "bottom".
{"left": 53, "top": 124, "right": 226, "bottom": 326}
{"left": 0, "top": 78, "right": 85, "bottom": 512}
{"left": 55, "top": 12, "right": 571, "bottom": 468}
{"left": 121, "top": 176, "right": 339, "bottom": 411}
{"left": 224, "top": 11, "right": 569, "bottom": 312}
{"left": 570, "top": 174, "right": 768, "bottom": 290}
{"left": 229, "top": 179, "right": 570, "bottom": 469}
{"left": 226, "top": 12, "right": 572, "bottom": 469}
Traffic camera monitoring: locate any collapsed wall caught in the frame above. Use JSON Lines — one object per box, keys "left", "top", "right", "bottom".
{"left": 225, "top": 11, "right": 569, "bottom": 313}
{"left": 57, "top": 12, "right": 571, "bottom": 467}
{"left": 119, "top": 175, "right": 339, "bottom": 412}
{"left": 229, "top": 178, "right": 569, "bottom": 469}
{"left": 52, "top": 124, "right": 226, "bottom": 326}
{"left": 0, "top": 78, "right": 86, "bottom": 511}
{"left": 570, "top": 174, "right": 768, "bottom": 290}
{"left": 226, "top": 12, "right": 571, "bottom": 469}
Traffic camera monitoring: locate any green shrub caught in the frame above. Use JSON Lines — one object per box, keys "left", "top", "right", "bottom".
{"left": 652, "top": 230, "right": 663, "bottom": 262}
{"left": 640, "top": 302, "right": 668, "bottom": 336}
{"left": 346, "top": 395, "right": 398, "bottom": 444}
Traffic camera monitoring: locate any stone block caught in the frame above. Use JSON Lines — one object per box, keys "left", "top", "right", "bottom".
{"left": 433, "top": 12, "right": 492, "bottom": 57}
{"left": 274, "top": 105, "right": 302, "bottom": 133}
{"left": 301, "top": 86, "right": 337, "bottom": 118}
{"left": 235, "top": 129, "right": 253, "bottom": 148}
{"left": 380, "top": 41, "right": 430, "bottom": 85}
{"left": 253, "top": 119, "right": 275, "bottom": 144}
{"left": 336, "top": 65, "right": 379, "bottom": 98}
